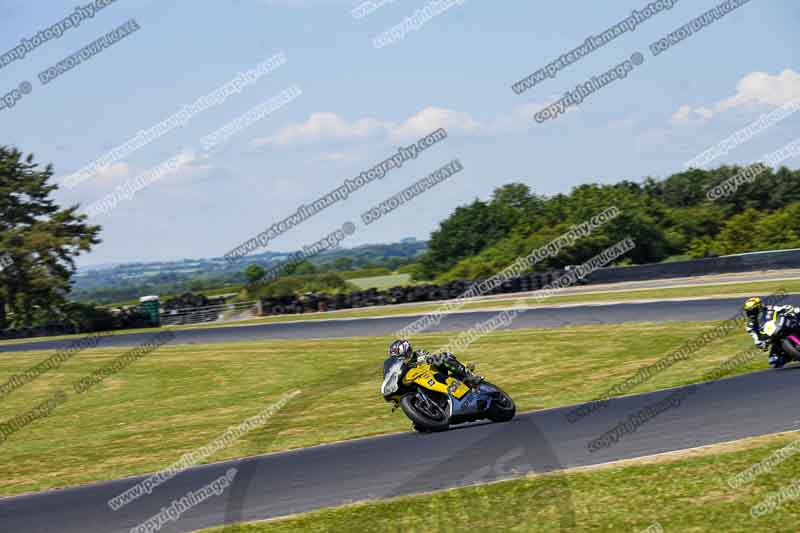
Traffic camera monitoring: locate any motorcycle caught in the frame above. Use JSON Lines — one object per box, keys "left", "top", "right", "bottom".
{"left": 762, "top": 316, "right": 800, "bottom": 364}
{"left": 381, "top": 355, "right": 516, "bottom": 432}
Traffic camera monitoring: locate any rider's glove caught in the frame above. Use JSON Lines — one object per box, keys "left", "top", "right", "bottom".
{"left": 464, "top": 373, "right": 483, "bottom": 388}
{"left": 756, "top": 340, "right": 768, "bottom": 350}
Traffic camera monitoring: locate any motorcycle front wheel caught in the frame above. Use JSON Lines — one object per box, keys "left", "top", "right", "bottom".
{"left": 401, "top": 392, "right": 449, "bottom": 432}
{"left": 486, "top": 384, "right": 516, "bottom": 422}
{"left": 781, "top": 338, "right": 800, "bottom": 362}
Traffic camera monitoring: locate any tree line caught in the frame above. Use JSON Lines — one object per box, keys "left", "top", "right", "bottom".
{"left": 411, "top": 165, "right": 800, "bottom": 282}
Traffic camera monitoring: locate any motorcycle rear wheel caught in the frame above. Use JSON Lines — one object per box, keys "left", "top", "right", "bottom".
{"left": 401, "top": 393, "right": 449, "bottom": 432}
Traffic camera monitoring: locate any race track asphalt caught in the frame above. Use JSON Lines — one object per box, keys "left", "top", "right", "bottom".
{"left": 1, "top": 363, "right": 798, "bottom": 533}
{"left": 5, "top": 294, "right": 796, "bottom": 353}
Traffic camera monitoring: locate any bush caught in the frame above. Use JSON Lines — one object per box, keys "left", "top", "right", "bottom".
{"left": 244, "top": 272, "right": 353, "bottom": 299}
{"left": 63, "top": 302, "right": 116, "bottom": 332}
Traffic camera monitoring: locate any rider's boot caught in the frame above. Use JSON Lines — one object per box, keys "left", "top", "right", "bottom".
{"left": 769, "top": 353, "right": 787, "bottom": 368}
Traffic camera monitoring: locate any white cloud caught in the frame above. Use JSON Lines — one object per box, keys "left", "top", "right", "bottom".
{"left": 170, "top": 150, "right": 214, "bottom": 179}
{"left": 488, "top": 102, "right": 555, "bottom": 133}
{"left": 669, "top": 104, "right": 716, "bottom": 125}
{"left": 91, "top": 150, "right": 211, "bottom": 191}
{"left": 670, "top": 104, "right": 693, "bottom": 125}
{"left": 695, "top": 107, "right": 714, "bottom": 120}
{"left": 389, "top": 106, "right": 481, "bottom": 141}
{"left": 717, "top": 69, "right": 800, "bottom": 111}
{"left": 252, "top": 112, "right": 389, "bottom": 147}
{"left": 254, "top": 101, "right": 575, "bottom": 148}
{"left": 316, "top": 151, "right": 360, "bottom": 162}
{"left": 671, "top": 69, "right": 800, "bottom": 124}
{"left": 254, "top": 106, "right": 484, "bottom": 147}
{"left": 95, "top": 162, "right": 130, "bottom": 182}
{"left": 139, "top": 150, "right": 213, "bottom": 188}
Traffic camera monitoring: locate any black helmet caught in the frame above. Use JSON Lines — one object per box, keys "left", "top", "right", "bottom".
{"left": 389, "top": 339, "right": 412, "bottom": 359}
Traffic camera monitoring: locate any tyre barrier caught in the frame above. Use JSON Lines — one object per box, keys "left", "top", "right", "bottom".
{"left": 162, "top": 292, "right": 226, "bottom": 311}
{"left": 0, "top": 323, "right": 79, "bottom": 340}
{"left": 159, "top": 293, "right": 233, "bottom": 326}
{"left": 0, "top": 309, "right": 154, "bottom": 340}
{"left": 260, "top": 271, "right": 571, "bottom": 317}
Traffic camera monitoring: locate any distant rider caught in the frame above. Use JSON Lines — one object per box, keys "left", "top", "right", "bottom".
{"left": 388, "top": 339, "right": 483, "bottom": 388}
{"left": 744, "top": 297, "right": 800, "bottom": 368}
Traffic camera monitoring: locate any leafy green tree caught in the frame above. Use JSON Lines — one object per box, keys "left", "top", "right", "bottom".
{"left": 708, "top": 209, "right": 759, "bottom": 255}
{"left": 385, "top": 257, "right": 406, "bottom": 270}
{"left": 687, "top": 236, "right": 717, "bottom": 258}
{"left": 705, "top": 203, "right": 800, "bottom": 256}
{"left": 0, "top": 147, "right": 101, "bottom": 328}
{"left": 333, "top": 257, "right": 354, "bottom": 271}
{"left": 247, "top": 272, "right": 352, "bottom": 299}
{"left": 491, "top": 183, "right": 534, "bottom": 212}
{"left": 244, "top": 264, "right": 266, "bottom": 284}
{"left": 283, "top": 260, "right": 317, "bottom": 276}
{"left": 417, "top": 197, "right": 516, "bottom": 279}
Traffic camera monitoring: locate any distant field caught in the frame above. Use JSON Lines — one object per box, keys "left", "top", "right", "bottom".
{"left": 348, "top": 273, "right": 412, "bottom": 290}
{"left": 0, "top": 320, "right": 769, "bottom": 497}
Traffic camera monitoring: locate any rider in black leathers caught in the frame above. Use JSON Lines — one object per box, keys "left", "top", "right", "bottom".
{"left": 388, "top": 339, "right": 483, "bottom": 388}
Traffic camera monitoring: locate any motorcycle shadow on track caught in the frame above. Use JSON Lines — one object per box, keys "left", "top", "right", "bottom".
{"left": 382, "top": 415, "right": 576, "bottom": 532}
{"left": 408, "top": 418, "right": 496, "bottom": 434}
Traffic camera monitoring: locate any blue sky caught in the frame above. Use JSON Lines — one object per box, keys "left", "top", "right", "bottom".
{"left": 1, "top": 0, "right": 798, "bottom": 266}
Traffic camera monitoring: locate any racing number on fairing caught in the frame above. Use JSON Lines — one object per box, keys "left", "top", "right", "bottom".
{"left": 448, "top": 381, "right": 470, "bottom": 399}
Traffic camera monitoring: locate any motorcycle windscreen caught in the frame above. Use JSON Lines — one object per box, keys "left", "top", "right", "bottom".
{"left": 381, "top": 357, "right": 404, "bottom": 396}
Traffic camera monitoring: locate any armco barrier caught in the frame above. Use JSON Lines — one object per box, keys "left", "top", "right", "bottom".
{"left": 585, "top": 248, "right": 800, "bottom": 284}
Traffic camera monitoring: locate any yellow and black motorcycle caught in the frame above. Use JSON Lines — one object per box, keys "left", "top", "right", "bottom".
{"left": 381, "top": 355, "right": 516, "bottom": 432}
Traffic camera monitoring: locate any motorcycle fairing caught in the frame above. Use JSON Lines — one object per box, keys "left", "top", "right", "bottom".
{"left": 404, "top": 363, "right": 471, "bottom": 399}
{"left": 449, "top": 382, "right": 500, "bottom": 418}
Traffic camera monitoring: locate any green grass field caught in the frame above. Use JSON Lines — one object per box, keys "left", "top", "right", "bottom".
{"left": 0, "top": 319, "right": 768, "bottom": 497}
{"left": 2, "top": 277, "right": 796, "bottom": 348}
{"left": 195, "top": 431, "right": 800, "bottom": 532}
{"left": 347, "top": 273, "right": 412, "bottom": 290}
